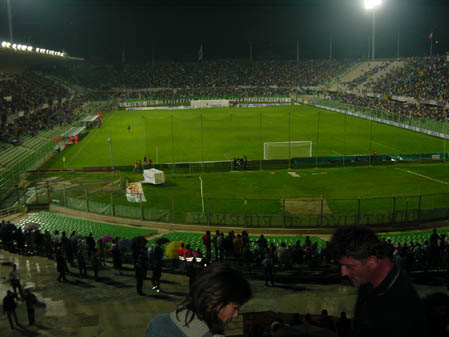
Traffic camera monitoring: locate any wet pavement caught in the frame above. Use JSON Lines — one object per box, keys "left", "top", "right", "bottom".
{"left": 0, "top": 249, "right": 447, "bottom": 337}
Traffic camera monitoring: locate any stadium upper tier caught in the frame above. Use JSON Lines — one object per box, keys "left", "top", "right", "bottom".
{"left": 0, "top": 71, "right": 87, "bottom": 146}
{"left": 329, "top": 92, "right": 446, "bottom": 121}
{"left": 39, "top": 59, "right": 352, "bottom": 90}
{"left": 368, "top": 56, "right": 449, "bottom": 101}
{"left": 1, "top": 57, "right": 449, "bottom": 146}
{"left": 0, "top": 71, "right": 71, "bottom": 114}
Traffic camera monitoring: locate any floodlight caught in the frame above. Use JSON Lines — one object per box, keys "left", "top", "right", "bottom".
{"left": 27, "top": 46, "right": 32, "bottom": 51}
{"left": 1, "top": 41, "right": 6, "bottom": 47}
{"left": 365, "top": 0, "right": 382, "bottom": 10}
{"left": 12, "top": 44, "right": 16, "bottom": 49}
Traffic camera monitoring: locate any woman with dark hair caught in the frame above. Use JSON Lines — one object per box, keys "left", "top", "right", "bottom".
{"left": 146, "top": 263, "right": 252, "bottom": 337}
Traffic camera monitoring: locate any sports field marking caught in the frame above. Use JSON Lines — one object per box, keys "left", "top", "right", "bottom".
{"left": 394, "top": 167, "right": 449, "bottom": 186}
{"left": 331, "top": 150, "right": 343, "bottom": 155}
{"left": 67, "top": 129, "right": 98, "bottom": 164}
{"left": 371, "top": 140, "right": 402, "bottom": 153}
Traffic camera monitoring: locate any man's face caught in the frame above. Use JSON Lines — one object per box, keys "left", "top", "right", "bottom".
{"left": 339, "top": 256, "right": 374, "bottom": 287}
{"left": 218, "top": 302, "right": 241, "bottom": 324}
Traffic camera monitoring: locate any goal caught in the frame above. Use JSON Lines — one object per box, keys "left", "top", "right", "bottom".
{"left": 264, "top": 141, "right": 312, "bottom": 160}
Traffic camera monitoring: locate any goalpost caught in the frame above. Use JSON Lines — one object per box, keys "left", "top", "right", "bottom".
{"left": 264, "top": 141, "right": 313, "bottom": 160}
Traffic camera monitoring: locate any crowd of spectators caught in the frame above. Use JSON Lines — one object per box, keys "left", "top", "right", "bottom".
{"left": 41, "top": 59, "right": 352, "bottom": 90}
{"left": 0, "top": 101, "right": 83, "bottom": 145}
{"left": 329, "top": 92, "right": 447, "bottom": 121}
{"left": 0, "top": 72, "right": 85, "bottom": 145}
{"left": 0, "top": 71, "right": 70, "bottom": 114}
{"left": 2, "top": 219, "right": 449, "bottom": 336}
{"left": 368, "top": 56, "right": 449, "bottom": 101}
{"left": 2, "top": 56, "right": 449, "bottom": 146}
{"left": 344, "top": 61, "right": 390, "bottom": 90}
{"left": 118, "top": 86, "right": 294, "bottom": 101}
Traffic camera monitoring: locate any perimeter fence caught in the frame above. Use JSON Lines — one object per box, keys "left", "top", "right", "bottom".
{"left": 314, "top": 98, "right": 449, "bottom": 139}
{"left": 5, "top": 181, "right": 449, "bottom": 228}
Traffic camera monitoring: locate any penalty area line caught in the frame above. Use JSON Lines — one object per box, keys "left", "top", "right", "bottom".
{"left": 394, "top": 167, "right": 449, "bottom": 186}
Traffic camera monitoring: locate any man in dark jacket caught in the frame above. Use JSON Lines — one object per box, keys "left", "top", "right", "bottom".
{"left": 152, "top": 242, "right": 163, "bottom": 292}
{"left": 329, "top": 225, "right": 428, "bottom": 337}
{"left": 23, "top": 289, "right": 38, "bottom": 325}
{"left": 3, "top": 290, "right": 20, "bottom": 329}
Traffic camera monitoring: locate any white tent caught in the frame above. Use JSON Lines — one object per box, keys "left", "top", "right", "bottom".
{"left": 143, "top": 169, "right": 165, "bottom": 185}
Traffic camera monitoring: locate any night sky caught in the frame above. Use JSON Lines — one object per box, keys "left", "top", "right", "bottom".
{"left": 0, "top": 0, "right": 448, "bottom": 63}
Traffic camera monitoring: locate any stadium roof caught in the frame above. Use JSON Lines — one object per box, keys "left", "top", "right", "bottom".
{"left": 0, "top": 48, "right": 83, "bottom": 73}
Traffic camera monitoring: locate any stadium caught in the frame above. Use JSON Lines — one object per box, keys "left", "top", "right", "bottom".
{"left": 1, "top": 0, "right": 449, "bottom": 336}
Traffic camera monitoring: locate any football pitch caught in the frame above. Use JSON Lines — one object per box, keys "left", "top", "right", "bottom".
{"left": 48, "top": 105, "right": 448, "bottom": 169}
{"left": 36, "top": 104, "right": 449, "bottom": 225}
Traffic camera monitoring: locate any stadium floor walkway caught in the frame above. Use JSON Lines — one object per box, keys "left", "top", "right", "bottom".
{"left": 1, "top": 249, "right": 447, "bottom": 337}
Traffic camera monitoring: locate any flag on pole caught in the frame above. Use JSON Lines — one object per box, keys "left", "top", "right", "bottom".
{"left": 428, "top": 32, "right": 433, "bottom": 40}
{"left": 198, "top": 44, "right": 203, "bottom": 61}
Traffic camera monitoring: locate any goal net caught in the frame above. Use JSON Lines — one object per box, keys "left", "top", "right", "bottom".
{"left": 264, "top": 141, "right": 312, "bottom": 160}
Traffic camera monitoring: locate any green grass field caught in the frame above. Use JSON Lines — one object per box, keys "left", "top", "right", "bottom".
{"left": 37, "top": 160, "right": 449, "bottom": 225}
{"left": 36, "top": 104, "right": 449, "bottom": 226}
{"left": 44, "top": 105, "right": 448, "bottom": 169}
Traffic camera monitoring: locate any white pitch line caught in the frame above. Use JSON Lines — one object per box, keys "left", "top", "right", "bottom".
{"left": 68, "top": 129, "right": 98, "bottom": 164}
{"left": 394, "top": 167, "right": 449, "bottom": 186}
{"left": 371, "top": 140, "right": 401, "bottom": 153}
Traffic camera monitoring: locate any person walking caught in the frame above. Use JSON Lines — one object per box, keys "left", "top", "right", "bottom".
{"left": 262, "top": 254, "right": 275, "bottom": 286}
{"left": 212, "top": 230, "right": 220, "bottom": 261}
{"left": 112, "top": 243, "right": 123, "bottom": 275}
{"left": 22, "top": 289, "right": 38, "bottom": 326}
{"left": 9, "top": 264, "right": 23, "bottom": 299}
{"left": 135, "top": 263, "right": 145, "bottom": 296}
{"left": 3, "top": 290, "right": 20, "bottom": 329}
{"left": 91, "top": 248, "right": 101, "bottom": 281}
{"left": 152, "top": 242, "right": 163, "bottom": 292}
{"left": 56, "top": 249, "right": 68, "bottom": 282}
{"left": 77, "top": 244, "right": 88, "bottom": 277}
{"left": 203, "top": 230, "right": 212, "bottom": 262}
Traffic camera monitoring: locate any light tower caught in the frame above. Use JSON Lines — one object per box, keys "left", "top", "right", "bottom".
{"left": 7, "top": 0, "right": 13, "bottom": 43}
{"left": 365, "top": 0, "right": 383, "bottom": 60}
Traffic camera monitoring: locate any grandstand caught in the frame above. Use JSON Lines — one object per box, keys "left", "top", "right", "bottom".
{"left": 1, "top": 55, "right": 449, "bottom": 226}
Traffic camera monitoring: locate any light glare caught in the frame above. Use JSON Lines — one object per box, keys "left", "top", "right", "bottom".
{"left": 365, "top": 0, "right": 382, "bottom": 10}
{"left": 1, "top": 41, "right": 65, "bottom": 57}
